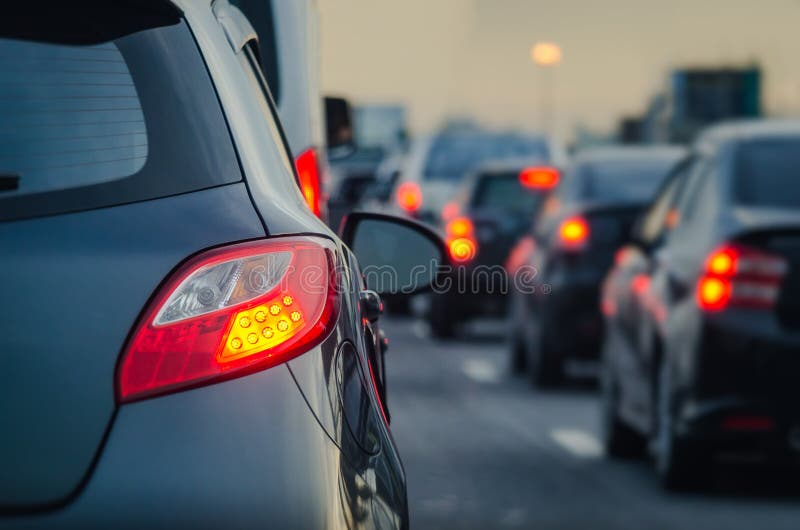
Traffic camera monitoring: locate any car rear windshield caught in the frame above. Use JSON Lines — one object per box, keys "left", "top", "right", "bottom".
{"left": 472, "top": 173, "right": 546, "bottom": 213}
{"left": 423, "top": 134, "right": 549, "bottom": 181}
{"left": 0, "top": 4, "right": 242, "bottom": 221}
{"left": 575, "top": 157, "right": 678, "bottom": 202}
{"left": 735, "top": 138, "right": 800, "bottom": 209}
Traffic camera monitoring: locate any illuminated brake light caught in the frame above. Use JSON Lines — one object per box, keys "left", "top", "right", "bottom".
{"left": 448, "top": 237, "right": 477, "bottom": 263}
{"left": 697, "top": 276, "right": 732, "bottom": 311}
{"left": 118, "top": 236, "right": 339, "bottom": 402}
{"left": 446, "top": 216, "right": 477, "bottom": 263}
{"left": 295, "top": 148, "right": 322, "bottom": 217}
{"left": 441, "top": 201, "right": 460, "bottom": 222}
{"left": 519, "top": 166, "right": 560, "bottom": 190}
{"left": 696, "top": 243, "right": 787, "bottom": 312}
{"left": 558, "top": 216, "right": 590, "bottom": 250}
{"left": 397, "top": 182, "right": 422, "bottom": 213}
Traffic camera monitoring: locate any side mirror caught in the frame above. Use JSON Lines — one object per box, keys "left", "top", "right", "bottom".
{"left": 324, "top": 96, "right": 355, "bottom": 155}
{"left": 340, "top": 212, "right": 447, "bottom": 296}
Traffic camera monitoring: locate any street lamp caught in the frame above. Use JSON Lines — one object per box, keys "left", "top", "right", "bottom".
{"left": 530, "top": 42, "right": 562, "bottom": 136}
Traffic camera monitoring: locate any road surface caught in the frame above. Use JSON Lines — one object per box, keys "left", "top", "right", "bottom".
{"left": 384, "top": 316, "right": 800, "bottom": 529}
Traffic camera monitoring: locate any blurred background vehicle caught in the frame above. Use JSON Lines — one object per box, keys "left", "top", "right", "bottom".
{"left": 0, "top": 1, "right": 448, "bottom": 526}
{"left": 232, "top": 0, "right": 330, "bottom": 221}
{"left": 388, "top": 129, "right": 558, "bottom": 226}
{"left": 327, "top": 103, "right": 409, "bottom": 229}
{"left": 427, "top": 161, "right": 560, "bottom": 338}
{"left": 600, "top": 120, "right": 800, "bottom": 489}
{"left": 509, "top": 146, "right": 686, "bottom": 386}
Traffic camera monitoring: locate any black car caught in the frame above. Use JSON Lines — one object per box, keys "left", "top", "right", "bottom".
{"left": 599, "top": 121, "right": 800, "bottom": 489}
{"left": 509, "top": 146, "right": 685, "bottom": 384}
{"left": 0, "top": 1, "right": 445, "bottom": 527}
{"left": 428, "top": 160, "right": 559, "bottom": 337}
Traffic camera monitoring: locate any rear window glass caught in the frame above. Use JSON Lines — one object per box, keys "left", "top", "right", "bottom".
{"left": 472, "top": 173, "right": 546, "bottom": 213}
{"left": 735, "top": 139, "right": 800, "bottom": 209}
{"left": 423, "top": 134, "right": 549, "bottom": 181}
{"left": 574, "top": 157, "right": 678, "bottom": 202}
{"left": 0, "top": 11, "right": 241, "bottom": 221}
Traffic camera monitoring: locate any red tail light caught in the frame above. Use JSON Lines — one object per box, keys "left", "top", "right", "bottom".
{"left": 396, "top": 181, "right": 422, "bottom": 213}
{"left": 557, "top": 216, "right": 590, "bottom": 250}
{"left": 295, "top": 148, "right": 322, "bottom": 217}
{"left": 519, "top": 166, "right": 560, "bottom": 190}
{"left": 696, "top": 243, "right": 787, "bottom": 312}
{"left": 118, "top": 236, "right": 339, "bottom": 402}
{"left": 446, "top": 216, "right": 478, "bottom": 263}
{"left": 441, "top": 201, "right": 460, "bottom": 222}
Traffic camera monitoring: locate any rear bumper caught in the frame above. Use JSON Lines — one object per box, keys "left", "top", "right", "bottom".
{"left": 676, "top": 313, "right": 800, "bottom": 455}
{"left": 540, "top": 280, "right": 603, "bottom": 361}
{"left": 0, "top": 367, "right": 371, "bottom": 529}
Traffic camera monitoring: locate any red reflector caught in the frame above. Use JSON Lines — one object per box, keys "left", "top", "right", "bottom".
{"left": 722, "top": 415, "right": 775, "bottom": 432}
{"left": 558, "top": 216, "right": 590, "bottom": 249}
{"left": 396, "top": 182, "right": 422, "bottom": 213}
{"left": 519, "top": 166, "right": 559, "bottom": 190}
{"left": 631, "top": 273, "right": 650, "bottom": 296}
{"left": 295, "top": 148, "right": 322, "bottom": 217}
{"left": 117, "top": 237, "right": 339, "bottom": 402}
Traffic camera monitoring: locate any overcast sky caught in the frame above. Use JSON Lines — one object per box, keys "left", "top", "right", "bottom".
{"left": 317, "top": 0, "right": 800, "bottom": 140}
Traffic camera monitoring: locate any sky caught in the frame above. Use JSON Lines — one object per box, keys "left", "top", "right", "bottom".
{"left": 317, "top": 0, "right": 800, "bottom": 142}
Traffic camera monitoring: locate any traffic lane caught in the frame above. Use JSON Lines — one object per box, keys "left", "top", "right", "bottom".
{"left": 383, "top": 316, "right": 800, "bottom": 530}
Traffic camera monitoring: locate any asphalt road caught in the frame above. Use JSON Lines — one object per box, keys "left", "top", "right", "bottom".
{"left": 383, "top": 316, "right": 800, "bottom": 530}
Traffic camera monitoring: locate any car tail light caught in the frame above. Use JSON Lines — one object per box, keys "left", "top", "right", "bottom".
{"left": 441, "top": 201, "right": 460, "bottom": 222}
{"left": 446, "top": 216, "right": 478, "bottom": 263}
{"left": 696, "top": 243, "right": 787, "bottom": 312}
{"left": 396, "top": 181, "right": 422, "bottom": 213}
{"left": 118, "top": 236, "right": 339, "bottom": 402}
{"left": 557, "top": 216, "right": 590, "bottom": 250}
{"left": 519, "top": 166, "right": 560, "bottom": 190}
{"left": 295, "top": 148, "right": 322, "bottom": 217}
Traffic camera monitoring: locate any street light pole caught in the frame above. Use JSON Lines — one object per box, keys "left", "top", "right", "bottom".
{"left": 531, "top": 42, "right": 562, "bottom": 138}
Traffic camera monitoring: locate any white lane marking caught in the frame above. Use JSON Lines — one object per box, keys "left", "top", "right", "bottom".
{"left": 461, "top": 358, "right": 503, "bottom": 384}
{"left": 549, "top": 428, "right": 603, "bottom": 458}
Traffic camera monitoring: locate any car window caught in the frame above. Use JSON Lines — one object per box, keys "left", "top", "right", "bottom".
{"left": 576, "top": 156, "right": 681, "bottom": 202}
{"left": 471, "top": 173, "right": 546, "bottom": 214}
{"left": 0, "top": 18, "right": 242, "bottom": 221}
{"left": 672, "top": 158, "right": 709, "bottom": 224}
{"left": 423, "top": 134, "right": 549, "bottom": 181}
{"left": 734, "top": 138, "right": 800, "bottom": 209}
{"left": 637, "top": 162, "right": 690, "bottom": 246}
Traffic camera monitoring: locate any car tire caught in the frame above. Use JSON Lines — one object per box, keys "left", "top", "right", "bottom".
{"left": 528, "top": 330, "right": 562, "bottom": 388}
{"left": 600, "top": 360, "right": 645, "bottom": 459}
{"left": 509, "top": 330, "right": 527, "bottom": 374}
{"left": 654, "top": 359, "right": 709, "bottom": 491}
{"left": 429, "top": 294, "right": 456, "bottom": 339}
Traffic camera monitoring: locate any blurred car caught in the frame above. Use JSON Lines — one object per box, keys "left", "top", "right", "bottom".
{"left": 232, "top": 0, "right": 329, "bottom": 221}
{"left": 0, "top": 1, "right": 447, "bottom": 527}
{"left": 390, "top": 130, "right": 556, "bottom": 226}
{"left": 428, "top": 161, "right": 560, "bottom": 337}
{"left": 599, "top": 121, "right": 800, "bottom": 489}
{"left": 509, "top": 146, "right": 685, "bottom": 384}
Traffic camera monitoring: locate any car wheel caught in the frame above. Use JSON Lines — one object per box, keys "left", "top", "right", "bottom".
{"left": 600, "top": 359, "right": 645, "bottom": 459}
{"left": 528, "top": 330, "right": 562, "bottom": 388}
{"left": 429, "top": 294, "right": 456, "bottom": 339}
{"left": 509, "top": 330, "right": 527, "bottom": 374}
{"left": 654, "top": 359, "right": 709, "bottom": 490}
